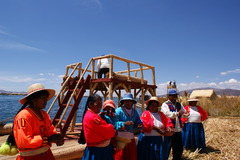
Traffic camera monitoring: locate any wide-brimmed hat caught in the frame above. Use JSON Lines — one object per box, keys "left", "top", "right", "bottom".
{"left": 145, "top": 96, "right": 161, "bottom": 106}
{"left": 187, "top": 98, "right": 199, "bottom": 102}
{"left": 168, "top": 89, "right": 178, "bottom": 95}
{"left": 114, "top": 136, "right": 131, "bottom": 150}
{"left": 103, "top": 100, "right": 116, "bottom": 109}
{"left": 120, "top": 92, "right": 137, "bottom": 104}
{"left": 19, "top": 83, "right": 55, "bottom": 104}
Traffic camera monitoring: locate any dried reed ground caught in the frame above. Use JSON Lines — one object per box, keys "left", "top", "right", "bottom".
{"left": 175, "top": 117, "right": 240, "bottom": 160}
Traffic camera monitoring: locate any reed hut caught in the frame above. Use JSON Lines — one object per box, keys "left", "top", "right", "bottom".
{"left": 190, "top": 89, "right": 218, "bottom": 100}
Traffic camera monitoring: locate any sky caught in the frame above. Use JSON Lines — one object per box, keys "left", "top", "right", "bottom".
{"left": 0, "top": 0, "right": 240, "bottom": 95}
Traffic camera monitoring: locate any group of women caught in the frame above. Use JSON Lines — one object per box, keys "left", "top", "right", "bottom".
{"left": 80, "top": 90, "right": 208, "bottom": 160}
{"left": 11, "top": 83, "right": 208, "bottom": 160}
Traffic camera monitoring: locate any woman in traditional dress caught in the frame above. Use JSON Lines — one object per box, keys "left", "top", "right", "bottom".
{"left": 181, "top": 98, "right": 208, "bottom": 151}
{"left": 79, "top": 94, "right": 116, "bottom": 160}
{"left": 137, "top": 96, "right": 174, "bottom": 160}
{"left": 13, "top": 83, "right": 64, "bottom": 160}
{"left": 114, "top": 92, "right": 143, "bottom": 160}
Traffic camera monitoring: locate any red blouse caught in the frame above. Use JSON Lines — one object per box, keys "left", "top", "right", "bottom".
{"left": 83, "top": 109, "right": 116, "bottom": 146}
{"left": 140, "top": 110, "right": 173, "bottom": 133}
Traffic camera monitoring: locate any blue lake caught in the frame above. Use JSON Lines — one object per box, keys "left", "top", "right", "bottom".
{"left": 0, "top": 95, "right": 142, "bottom": 124}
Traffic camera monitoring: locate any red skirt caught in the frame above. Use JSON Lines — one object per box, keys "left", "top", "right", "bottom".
{"left": 16, "top": 149, "right": 55, "bottom": 160}
{"left": 114, "top": 138, "right": 137, "bottom": 160}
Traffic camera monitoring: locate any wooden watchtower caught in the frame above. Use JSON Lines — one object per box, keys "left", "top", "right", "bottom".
{"left": 47, "top": 54, "right": 157, "bottom": 137}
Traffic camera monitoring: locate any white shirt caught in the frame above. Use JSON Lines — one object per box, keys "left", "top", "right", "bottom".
{"left": 188, "top": 106, "right": 201, "bottom": 123}
{"left": 97, "top": 58, "right": 110, "bottom": 70}
{"left": 161, "top": 100, "right": 186, "bottom": 132}
{"left": 145, "top": 112, "right": 164, "bottom": 136}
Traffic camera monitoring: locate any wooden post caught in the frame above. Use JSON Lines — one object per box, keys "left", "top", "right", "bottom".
{"left": 109, "top": 82, "right": 113, "bottom": 100}
{"left": 152, "top": 67, "right": 156, "bottom": 86}
{"left": 92, "top": 59, "right": 95, "bottom": 79}
{"left": 70, "top": 112, "right": 77, "bottom": 132}
{"left": 127, "top": 62, "right": 130, "bottom": 81}
{"left": 109, "top": 56, "right": 113, "bottom": 78}
{"left": 78, "top": 63, "right": 82, "bottom": 78}
{"left": 140, "top": 65, "right": 144, "bottom": 84}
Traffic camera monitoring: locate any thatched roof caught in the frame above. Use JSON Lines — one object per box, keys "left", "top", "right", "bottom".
{"left": 190, "top": 89, "right": 218, "bottom": 99}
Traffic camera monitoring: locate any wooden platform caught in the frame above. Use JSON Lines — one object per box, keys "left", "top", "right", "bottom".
{"left": 90, "top": 78, "right": 157, "bottom": 90}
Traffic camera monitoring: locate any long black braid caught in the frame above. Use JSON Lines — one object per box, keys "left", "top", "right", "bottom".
{"left": 6, "top": 101, "right": 29, "bottom": 146}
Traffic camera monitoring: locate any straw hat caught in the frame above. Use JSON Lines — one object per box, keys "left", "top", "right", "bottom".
{"left": 120, "top": 92, "right": 137, "bottom": 104}
{"left": 145, "top": 96, "right": 161, "bottom": 106}
{"left": 103, "top": 100, "right": 116, "bottom": 109}
{"left": 187, "top": 98, "right": 199, "bottom": 102}
{"left": 19, "top": 83, "right": 55, "bottom": 104}
{"left": 114, "top": 136, "right": 131, "bottom": 150}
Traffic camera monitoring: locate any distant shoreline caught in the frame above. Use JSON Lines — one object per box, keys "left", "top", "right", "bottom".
{"left": 0, "top": 93, "right": 27, "bottom": 95}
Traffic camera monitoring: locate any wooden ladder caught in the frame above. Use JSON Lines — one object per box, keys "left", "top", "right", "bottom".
{"left": 51, "top": 75, "right": 91, "bottom": 137}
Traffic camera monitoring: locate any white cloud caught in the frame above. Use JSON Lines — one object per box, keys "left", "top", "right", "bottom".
{"left": 0, "top": 40, "right": 45, "bottom": 52}
{"left": 0, "top": 76, "right": 46, "bottom": 83}
{"left": 58, "top": 75, "right": 65, "bottom": 78}
{"left": 95, "top": 0, "right": 102, "bottom": 9}
{"left": 40, "top": 73, "right": 58, "bottom": 77}
{"left": 208, "top": 82, "right": 217, "bottom": 86}
{"left": 48, "top": 73, "right": 55, "bottom": 76}
{"left": 0, "top": 26, "right": 9, "bottom": 36}
{"left": 0, "top": 29, "right": 8, "bottom": 35}
{"left": 220, "top": 68, "right": 240, "bottom": 76}
{"left": 77, "top": 0, "right": 103, "bottom": 10}
{"left": 219, "top": 78, "right": 238, "bottom": 85}
{"left": 0, "top": 26, "right": 44, "bottom": 52}
{"left": 0, "top": 73, "right": 63, "bottom": 92}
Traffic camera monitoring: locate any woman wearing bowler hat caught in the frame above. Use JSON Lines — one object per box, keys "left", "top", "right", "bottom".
{"left": 181, "top": 98, "right": 208, "bottom": 151}
{"left": 137, "top": 96, "right": 174, "bottom": 160}
{"left": 114, "top": 92, "right": 143, "bottom": 160}
{"left": 13, "top": 83, "right": 64, "bottom": 160}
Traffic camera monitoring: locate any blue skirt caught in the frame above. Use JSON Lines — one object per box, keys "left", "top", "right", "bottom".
{"left": 182, "top": 123, "right": 206, "bottom": 149}
{"left": 82, "top": 144, "right": 114, "bottom": 160}
{"left": 137, "top": 132, "right": 169, "bottom": 160}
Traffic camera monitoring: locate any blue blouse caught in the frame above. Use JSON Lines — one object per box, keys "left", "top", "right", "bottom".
{"left": 115, "top": 106, "right": 143, "bottom": 132}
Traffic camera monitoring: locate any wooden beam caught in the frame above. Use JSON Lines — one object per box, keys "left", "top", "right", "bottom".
{"left": 113, "top": 83, "right": 122, "bottom": 91}
{"left": 115, "top": 67, "right": 151, "bottom": 74}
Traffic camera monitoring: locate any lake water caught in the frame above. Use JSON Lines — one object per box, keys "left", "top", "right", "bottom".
{"left": 0, "top": 95, "right": 142, "bottom": 124}
{"left": 0, "top": 95, "right": 89, "bottom": 124}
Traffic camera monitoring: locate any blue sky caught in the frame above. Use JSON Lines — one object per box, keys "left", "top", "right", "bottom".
{"left": 0, "top": 0, "right": 240, "bottom": 95}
